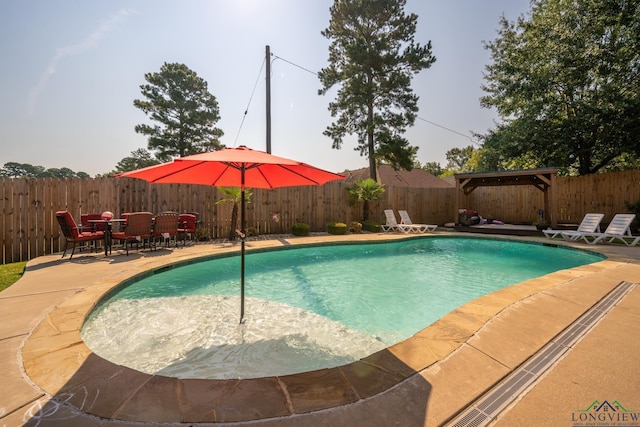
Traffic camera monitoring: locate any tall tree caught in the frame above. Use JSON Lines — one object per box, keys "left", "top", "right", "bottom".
{"left": 318, "top": 0, "right": 435, "bottom": 180}
{"left": 134, "top": 62, "right": 224, "bottom": 162}
{"left": 481, "top": 0, "right": 640, "bottom": 175}
{"left": 114, "top": 148, "right": 161, "bottom": 173}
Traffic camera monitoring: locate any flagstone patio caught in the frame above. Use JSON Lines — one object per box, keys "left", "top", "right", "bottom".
{"left": 1, "top": 233, "right": 639, "bottom": 426}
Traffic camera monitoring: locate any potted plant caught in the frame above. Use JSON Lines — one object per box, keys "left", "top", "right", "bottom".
{"left": 327, "top": 222, "right": 348, "bottom": 235}
{"left": 362, "top": 220, "right": 381, "bottom": 233}
{"left": 291, "top": 222, "right": 310, "bottom": 236}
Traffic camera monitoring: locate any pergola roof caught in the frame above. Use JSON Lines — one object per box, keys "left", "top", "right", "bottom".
{"left": 454, "top": 168, "right": 558, "bottom": 195}
{"left": 454, "top": 168, "right": 559, "bottom": 227}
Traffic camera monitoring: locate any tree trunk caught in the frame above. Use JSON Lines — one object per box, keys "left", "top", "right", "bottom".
{"left": 367, "top": 77, "right": 376, "bottom": 181}
{"left": 229, "top": 203, "right": 238, "bottom": 240}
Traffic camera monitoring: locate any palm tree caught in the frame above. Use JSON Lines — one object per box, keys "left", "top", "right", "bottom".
{"left": 348, "top": 178, "right": 385, "bottom": 221}
{"left": 216, "top": 187, "right": 253, "bottom": 240}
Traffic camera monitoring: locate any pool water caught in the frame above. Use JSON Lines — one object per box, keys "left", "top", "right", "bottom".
{"left": 81, "top": 237, "right": 602, "bottom": 379}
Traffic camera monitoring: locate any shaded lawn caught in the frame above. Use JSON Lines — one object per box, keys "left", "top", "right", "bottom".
{"left": 0, "top": 261, "right": 27, "bottom": 292}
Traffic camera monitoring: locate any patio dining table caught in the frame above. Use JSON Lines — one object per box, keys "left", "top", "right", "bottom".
{"left": 88, "top": 218, "right": 127, "bottom": 255}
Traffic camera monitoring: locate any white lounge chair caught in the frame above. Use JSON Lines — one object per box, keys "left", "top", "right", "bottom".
{"left": 565, "top": 213, "right": 640, "bottom": 246}
{"left": 542, "top": 213, "right": 604, "bottom": 240}
{"left": 398, "top": 210, "right": 437, "bottom": 233}
{"left": 381, "top": 209, "right": 402, "bottom": 233}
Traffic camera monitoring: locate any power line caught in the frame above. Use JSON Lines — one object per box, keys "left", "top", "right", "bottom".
{"left": 232, "top": 57, "right": 266, "bottom": 147}
{"left": 267, "top": 52, "right": 480, "bottom": 145}
{"left": 416, "top": 116, "right": 478, "bottom": 144}
{"left": 271, "top": 54, "right": 318, "bottom": 76}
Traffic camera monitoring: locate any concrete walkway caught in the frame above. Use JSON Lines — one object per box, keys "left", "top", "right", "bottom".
{"left": 0, "top": 233, "right": 638, "bottom": 426}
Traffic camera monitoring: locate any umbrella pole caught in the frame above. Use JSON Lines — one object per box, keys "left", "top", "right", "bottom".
{"left": 240, "top": 169, "right": 246, "bottom": 324}
{"left": 240, "top": 236, "right": 245, "bottom": 324}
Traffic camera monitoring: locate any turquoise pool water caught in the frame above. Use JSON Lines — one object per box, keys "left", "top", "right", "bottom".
{"left": 81, "top": 237, "right": 602, "bottom": 379}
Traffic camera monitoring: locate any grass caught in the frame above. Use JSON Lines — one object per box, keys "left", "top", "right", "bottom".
{"left": 0, "top": 261, "right": 27, "bottom": 292}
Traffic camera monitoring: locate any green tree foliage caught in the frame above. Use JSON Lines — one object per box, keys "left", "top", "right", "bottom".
{"left": 481, "top": 0, "right": 640, "bottom": 175}
{"left": 0, "top": 162, "right": 90, "bottom": 178}
{"left": 114, "top": 148, "right": 161, "bottom": 173}
{"left": 1, "top": 162, "right": 42, "bottom": 177}
{"left": 348, "top": 178, "right": 385, "bottom": 221}
{"left": 36, "top": 167, "right": 77, "bottom": 178}
{"left": 134, "top": 62, "right": 224, "bottom": 162}
{"left": 420, "top": 161, "right": 444, "bottom": 177}
{"left": 445, "top": 146, "right": 477, "bottom": 171}
{"left": 318, "top": 0, "right": 436, "bottom": 180}
{"left": 215, "top": 187, "right": 252, "bottom": 240}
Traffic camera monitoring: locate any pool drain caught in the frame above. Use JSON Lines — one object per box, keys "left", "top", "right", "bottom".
{"left": 446, "top": 281, "right": 637, "bottom": 427}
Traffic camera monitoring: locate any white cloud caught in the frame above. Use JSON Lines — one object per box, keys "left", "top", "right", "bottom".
{"left": 27, "top": 8, "right": 134, "bottom": 116}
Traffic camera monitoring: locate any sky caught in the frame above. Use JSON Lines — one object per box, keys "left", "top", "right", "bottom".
{"left": 0, "top": 0, "right": 532, "bottom": 176}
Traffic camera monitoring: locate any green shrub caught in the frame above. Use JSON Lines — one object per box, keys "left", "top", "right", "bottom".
{"left": 291, "top": 222, "right": 310, "bottom": 236}
{"left": 327, "top": 221, "right": 347, "bottom": 235}
{"left": 625, "top": 200, "right": 640, "bottom": 231}
{"left": 362, "top": 220, "right": 381, "bottom": 233}
{"left": 195, "top": 227, "right": 211, "bottom": 241}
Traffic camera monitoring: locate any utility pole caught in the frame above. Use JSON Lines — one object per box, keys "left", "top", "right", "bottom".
{"left": 265, "top": 45, "right": 272, "bottom": 154}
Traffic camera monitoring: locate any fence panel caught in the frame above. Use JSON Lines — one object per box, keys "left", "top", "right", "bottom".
{"left": 2, "top": 170, "right": 640, "bottom": 264}
{"left": 555, "top": 170, "right": 640, "bottom": 223}
{"left": 462, "top": 185, "right": 544, "bottom": 224}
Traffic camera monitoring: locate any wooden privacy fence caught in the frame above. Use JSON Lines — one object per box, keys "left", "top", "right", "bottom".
{"left": 459, "top": 169, "right": 640, "bottom": 225}
{"left": 2, "top": 169, "right": 640, "bottom": 264}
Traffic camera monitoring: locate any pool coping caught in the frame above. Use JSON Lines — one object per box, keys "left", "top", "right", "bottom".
{"left": 10, "top": 233, "right": 640, "bottom": 425}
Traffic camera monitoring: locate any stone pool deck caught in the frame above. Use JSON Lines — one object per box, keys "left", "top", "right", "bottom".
{"left": 1, "top": 232, "right": 639, "bottom": 426}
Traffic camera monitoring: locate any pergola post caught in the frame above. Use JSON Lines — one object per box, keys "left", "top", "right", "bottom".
{"left": 549, "top": 172, "right": 557, "bottom": 228}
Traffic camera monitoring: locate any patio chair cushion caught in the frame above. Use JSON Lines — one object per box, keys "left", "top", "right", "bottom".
{"left": 55, "top": 211, "right": 105, "bottom": 258}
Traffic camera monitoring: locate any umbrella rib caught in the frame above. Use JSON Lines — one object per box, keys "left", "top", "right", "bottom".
{"left": 277, "top": 164, "right": 323, "bottom": 185}
{"left": 255, "top": 167, "right": 274, "bottom": 188}
{"left": 228, "top": 162, "right": 270, "bottom": 188}
{"left": 148, "top": 161, "right": 206, "bottom": 182}
{"left": 211, "top": 163, "right": 235, "bottom": 185}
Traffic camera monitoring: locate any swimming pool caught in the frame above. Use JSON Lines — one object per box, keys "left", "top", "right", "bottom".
{"left": 81, "top": 237, "right": 602, "bottom": 379}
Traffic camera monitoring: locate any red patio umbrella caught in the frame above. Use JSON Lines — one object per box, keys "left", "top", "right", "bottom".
{"left": 117, "top": 146, "right": 345, "bottom": 323}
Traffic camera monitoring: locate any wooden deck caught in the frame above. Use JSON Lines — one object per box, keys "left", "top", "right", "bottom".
{"left": 452, "top": 223, "right": 546, "bottom": 237}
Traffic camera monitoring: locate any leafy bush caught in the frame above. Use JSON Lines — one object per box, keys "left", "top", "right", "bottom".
{"left": 195, "top": 227, "right": 211, "bottom": 241}
{"left": 624, "top": 200, "right": 640, "bottom": 216}
{"left": 327, "top": 222, "right": 348, "bottom": 235}
{"left": 625, "top": 200, "right": 640, "bottom": 230}
{"left": 362, "top": 220, "right": 381, "bottom": 233}
{"left": 291, "top": 222, "right": 310, "bottom": 236}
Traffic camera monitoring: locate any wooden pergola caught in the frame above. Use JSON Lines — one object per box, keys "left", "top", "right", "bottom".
{"left": 454, "top": 168, "right": 559, "bottom": 228}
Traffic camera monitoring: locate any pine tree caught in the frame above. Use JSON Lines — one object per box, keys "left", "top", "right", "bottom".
{"left": 319, "top": 0, "right": 435, "bottom": 180}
